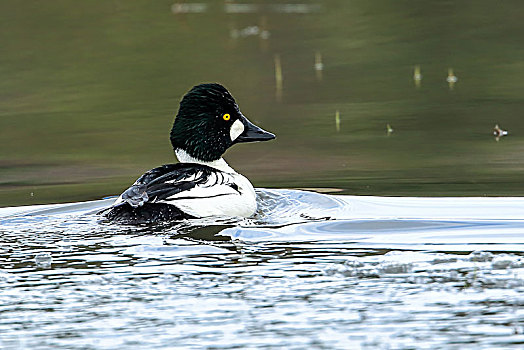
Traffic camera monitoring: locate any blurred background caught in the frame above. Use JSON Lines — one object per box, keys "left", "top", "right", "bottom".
{"left": 2, "top": 0, "right": 524, "bottom": 207}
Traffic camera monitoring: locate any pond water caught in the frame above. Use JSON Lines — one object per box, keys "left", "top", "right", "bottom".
{"left": 1, "top": 192, "right": 524, "bottom": 349}
{"left": 1, "top": 1, "right": 524, "bottom": 349}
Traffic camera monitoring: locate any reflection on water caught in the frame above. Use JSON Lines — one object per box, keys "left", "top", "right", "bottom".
{"left": 413, "top": 65, "right": 422, "bottom": 88}
{"left": 447, "top": 68, "right": 458, "bottom": 90}
{"left": 1, "top": 190, "right": 524, "bottom": 349}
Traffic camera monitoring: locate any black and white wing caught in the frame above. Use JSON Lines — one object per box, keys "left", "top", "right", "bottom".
{"left": 112, "top": 163, "right": 240, "bottom": 208}
{"left": 103, "top": 163, "right": 253, "bottom": 223}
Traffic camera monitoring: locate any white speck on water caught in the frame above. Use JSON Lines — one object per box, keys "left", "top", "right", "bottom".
{"left": 492, "top": 254, "right": 524, "bottom": 269}
{"left": 34, "top": 252, "right": 52, "bottom": 268}
{"left": 260, "top": 30, "right": 270, "bottom": 40}
{"left": 469, "top": 250, "right": 494, "bottom": 262}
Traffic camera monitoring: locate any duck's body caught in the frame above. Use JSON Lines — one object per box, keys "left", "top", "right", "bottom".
{"left": 106, "top": 154, "right": 256, "bottom": 223}
{"left": 104, "top": 83, "right": 274, "bottom": 224}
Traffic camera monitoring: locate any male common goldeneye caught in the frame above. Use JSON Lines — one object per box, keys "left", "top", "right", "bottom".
{"left": 103, "top": 83, "right": 275, "bottom": 224}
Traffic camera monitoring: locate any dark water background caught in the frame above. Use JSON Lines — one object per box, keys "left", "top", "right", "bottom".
{"left": 2, "top": 0, "right": 524, "bottom": 207}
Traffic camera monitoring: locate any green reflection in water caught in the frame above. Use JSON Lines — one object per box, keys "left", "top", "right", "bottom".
{"left": 2, "top": 0, "right": 524, "bottom": 206}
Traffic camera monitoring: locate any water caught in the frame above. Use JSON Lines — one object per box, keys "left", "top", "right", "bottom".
{"left": 2, "top": 1, "right": 524, "bottom": 348}
{"left": 1, "top": 190, "right": 524, "bottom": 349}
{"left": 3, "top": 1, "right": 524, "bottom": 206}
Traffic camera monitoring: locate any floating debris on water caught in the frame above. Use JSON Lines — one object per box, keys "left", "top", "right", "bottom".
{"left": 413, "top": 65, "right": 422, "bottom": 88}
{"left": 315, "top": 52, "right": 323, "bottom": 81}
{"left": 224, "top": 3, "right": 259, "bottom": 13}
{"left": 270, "top": 3, "right": 322, "bottom": 14}
{"left": 493, "top": 124, "right": 508, "bottom": 141}
{"left": 314, "top": 52, "right": 324, "bottom": 71}
{"left": 386, "top": 123, "right": 394, "bottom": 135}
{"left": 230, "top": 25, "right": 260, "bottom": 39}
{"left": 447, "top": 68, "right": 458, "bottom": 89}
{"left": 335, "top": 110, "right": 340, "bottom": 132}
{"left": 230, "top": 24, "right": 270, "bottom": 41}
{"left": 274, "top": 54, "right": 283, "bottom": 102}
{"left": 34, "top": 252, "right": 52, "bottom": 268}
{"left": 223, "top": 3, "right": 322, "bottom": 14}
{"left": 171, "top": 3, "right": 208, "bottom": 14}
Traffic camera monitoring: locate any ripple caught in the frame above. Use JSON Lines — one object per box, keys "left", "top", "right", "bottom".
{"left": 1, "top": 191, "right": 524, "bottom": 348}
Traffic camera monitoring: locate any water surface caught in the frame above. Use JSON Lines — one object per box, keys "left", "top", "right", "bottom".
{"left": 1, "top": 190, "right": 524, "bottom": 349}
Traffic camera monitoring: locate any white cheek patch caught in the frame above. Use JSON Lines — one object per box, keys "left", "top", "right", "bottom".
{"left": 230, "top": 119, "right": 245, "bottom": 141}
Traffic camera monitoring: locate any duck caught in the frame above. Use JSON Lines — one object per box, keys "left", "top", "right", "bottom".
{"left": 103, "top": 83, "right": 275, "bottom": 224}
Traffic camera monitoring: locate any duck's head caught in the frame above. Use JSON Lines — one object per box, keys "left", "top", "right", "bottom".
{"left": 170, "top": 83, "right": 275, "bottom": 162}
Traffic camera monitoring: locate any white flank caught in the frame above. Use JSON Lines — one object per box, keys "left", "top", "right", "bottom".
{"left": 161, "top": 172, "right": 257, "bottom": 217}
{"left": 230, "top": 119, "right": 244, "bottom": 142}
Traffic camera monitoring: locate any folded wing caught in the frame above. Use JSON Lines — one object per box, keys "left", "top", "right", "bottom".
{"left": 113, "top": 163, "right": 239, "bottom": 208}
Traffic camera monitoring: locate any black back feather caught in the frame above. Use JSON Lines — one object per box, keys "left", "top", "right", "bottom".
{"left": 104, "top": 163, "right": 216, "bottom": 224}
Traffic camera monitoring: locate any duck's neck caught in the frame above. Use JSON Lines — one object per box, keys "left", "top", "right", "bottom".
{"left": 175, "top": 149, "right": 235, "bottom": 173}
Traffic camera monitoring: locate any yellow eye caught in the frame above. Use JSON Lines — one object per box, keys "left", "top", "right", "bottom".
{"left": 223, "top": 113, "right": 230, "bottom": 121}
